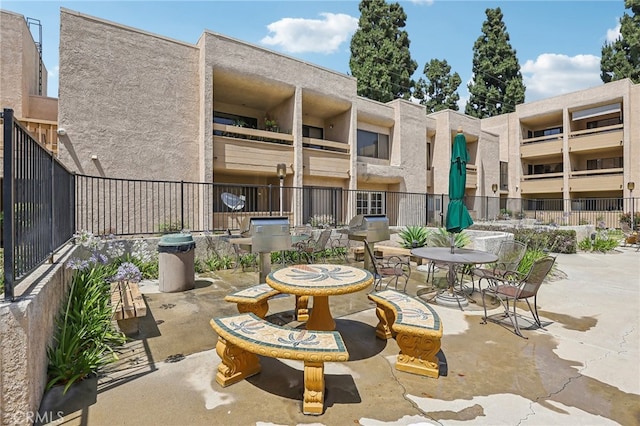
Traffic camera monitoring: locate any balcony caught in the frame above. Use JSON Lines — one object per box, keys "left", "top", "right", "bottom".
{"left": 569, "top": 169, "right": 624, "bottom": 192}
{"left": 303, "top": 142, "right": 350, "bottom": 179}
{"left": 520, "top": 173, "right": 563, "bottom": 194}
{"left": 213, "top": 124, "right": 293, "bottom": 173}
{"left": 568, "top": 125, "right": 623, "bottom": 154}
{"left": 520, "top": 134, "right": 563, "bottom": 159}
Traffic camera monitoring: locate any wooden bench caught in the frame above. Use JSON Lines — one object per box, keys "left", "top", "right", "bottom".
{"left": 210, "top": 312, "right": 349, "bottom": 415}
{"left": 367, "top": 289, "right": 443, "bottom": 378}
{"left": 224, "top": 283, "right": 310, "bottom": 322}
{"left": 110, "top": 281, "right": 147, "bottom": 336}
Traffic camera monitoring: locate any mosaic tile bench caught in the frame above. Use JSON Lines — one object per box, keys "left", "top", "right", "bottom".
{"left": 367, "top": 289, "right": 443, "bottom": 378}
{"left": 224, "top": 283, "right": 282, "bottom": 318}
{"left": 224, "top": 283, "right": 309, "bottom": 321}
{"left": 210, "top": 312, "right": 349, "bottom": 415}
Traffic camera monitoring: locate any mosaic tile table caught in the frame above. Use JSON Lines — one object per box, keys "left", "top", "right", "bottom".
{"left": 266, "top": 264, "right": 373, "bottom": 331}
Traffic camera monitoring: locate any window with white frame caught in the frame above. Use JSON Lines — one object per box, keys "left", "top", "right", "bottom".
{"left": 356, "top": 192, "right": 385, "bottom": 215}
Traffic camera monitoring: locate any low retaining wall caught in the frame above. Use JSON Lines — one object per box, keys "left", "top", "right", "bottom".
{"left": 0, "top": 245, "right": 76, "bottom": 425}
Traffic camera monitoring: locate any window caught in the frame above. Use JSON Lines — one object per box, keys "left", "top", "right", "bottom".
{"left": 303, "top": 125, "right": 323, "bottom": 139}
{"left": 586, "top": 117, "right": 622, "bottom": 129}
{"left": 213, "top": 112, "right": 257, "bottom": 135}
{"left": 303, "top": 125, "right": 324, "bottom": 150}
{"left": 527, "top": 162, "right": 563, "bottom": 175}
{"left": 356, "top": 192, "right": 385, "bottom": 215}
{"left": 527, "top": 126, "right": 562, "bottom": 139}
{"left": 357, "top": 129, "right": 389, "bottom": 160}
{"left": 499, "top": 161, "right": 508, "bottom": 190}
{"left": 586, "top": 157, "right": 623, "bottom": 170}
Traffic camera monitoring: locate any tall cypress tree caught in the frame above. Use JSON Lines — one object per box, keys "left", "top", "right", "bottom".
{"left": 414, "top": 58, "right": 461, "bottom": 113}
{"left": 349, "top": 0, "right": 417, "bottom": 103}
{"left": 465, "top": 7, "right": 525, "bottom": 118}
{"left": 601, "top": 0, "right": 640, "bottom": 84}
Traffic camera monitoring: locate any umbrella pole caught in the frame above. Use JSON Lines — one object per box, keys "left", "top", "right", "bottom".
{"left": 450, "top": 233, "right": 455, "bottom": 254}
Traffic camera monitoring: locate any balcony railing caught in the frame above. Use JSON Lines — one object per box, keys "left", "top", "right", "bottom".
{"left": 568, "top": 126, "right": 623, "bottom": 153}
{"left": 213, "top": 123, "right": 293, "bottom": 145}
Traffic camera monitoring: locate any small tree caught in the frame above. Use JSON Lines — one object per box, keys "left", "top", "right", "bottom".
{"left": 600, "top": 0, "right": 640, "bottom": 84}
{"left": 414, "top": 59, "right": 461, "bottom": 113}
{"left": 465, "top": 7, "right": 525, "bottom": 118}
{"left": 349, "top": 0, "right": 418, "bottom": 103}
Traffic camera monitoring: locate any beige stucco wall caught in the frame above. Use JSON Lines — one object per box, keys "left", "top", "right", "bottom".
{"left": 57, "top": 9, "right": 201, "bottom": 182}
{"left": 0, "top": 247, "right": 75, "bottom": 426}
{"left": 1, "top": 10, "right": 29, "bottom": 118}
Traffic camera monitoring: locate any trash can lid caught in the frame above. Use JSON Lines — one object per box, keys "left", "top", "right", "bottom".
{"left": 158, "top": 233, "right": 195, "bottom": 246}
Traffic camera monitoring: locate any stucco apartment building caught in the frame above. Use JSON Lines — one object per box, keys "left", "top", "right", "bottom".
{"left": 0, "top": 10, "right": 58, "bottom": 156}
{"left": 3, "top": 8, "right": 639, "bottom": 226}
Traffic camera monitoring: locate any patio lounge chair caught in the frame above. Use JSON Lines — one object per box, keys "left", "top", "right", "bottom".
{"left": 481, "top": 255, "right": 556, "bottom": 339}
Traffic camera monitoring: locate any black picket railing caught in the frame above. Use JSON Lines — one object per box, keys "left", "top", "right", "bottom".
{"left": 2, "top": 109, "right": 75, "bottom": 301}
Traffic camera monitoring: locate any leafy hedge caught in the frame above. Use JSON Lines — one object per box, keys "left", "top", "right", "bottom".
{"left": 471, "top": 225, "right": 577, "bottom": 254}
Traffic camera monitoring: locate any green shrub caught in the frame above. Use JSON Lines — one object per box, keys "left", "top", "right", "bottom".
{"left": 46, "top": 264, "right": 126, "bottom": 394}
{"left": 428, "top": 228, "right": 470, "bottom": 248}
{"left": 398, "top": 226, "right": 430, "bottom": 248}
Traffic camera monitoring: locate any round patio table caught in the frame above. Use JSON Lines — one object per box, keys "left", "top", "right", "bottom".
{"left": 266, "top": 264, "right": 373, "bottom": 331}
{"left": 410, "top": 247, "right": 498, "bottom": 309}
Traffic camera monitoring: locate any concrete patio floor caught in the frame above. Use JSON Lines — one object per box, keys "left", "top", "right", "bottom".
{"left": 39, "top": 247, "right": 640, "bottom": 425}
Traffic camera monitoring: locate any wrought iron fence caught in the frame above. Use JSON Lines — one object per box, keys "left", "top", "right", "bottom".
{"left": 2, "top": 109, "right": 75, "bottom": 301}
{"left": 3, "top": 109, "right": 637, "bottom": 301}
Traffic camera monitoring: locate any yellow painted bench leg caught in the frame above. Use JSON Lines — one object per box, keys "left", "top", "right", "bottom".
{"left": 296, "top": 295, "right": 310, "bottom": 322}
{"left": 303, "top": 361, "right": 325, "bottom": 415}
{"left": 394, "top": 331, "right": 441, "bottom": 378}
{"left": 373, "top": 304, "right": 395, "bottom": 340}
{"left": 236, "top": 300, "right": 269, "bottom": 319}
{"left": 215, "top": 338, "right": 261, "bottom": 387}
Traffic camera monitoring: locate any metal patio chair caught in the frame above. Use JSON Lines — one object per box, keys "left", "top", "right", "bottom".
{"left": 481, "top": 255, "right": 556, "bottom": 339}
{"left": 365, "top": 241, "right": 411, "bottom": 292}
{"left": 294, "top": 228, "right": 332, "bottom": 263}
{"left": 470, "top": 240, "right": 528, "bottom": 293}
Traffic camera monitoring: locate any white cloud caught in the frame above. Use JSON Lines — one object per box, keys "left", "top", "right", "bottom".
{"left": 521, "top": 53, "right": 601, "bottom": 102}
{"left": 261, "top": 13, "right": 358, "bottom": 54}
{"left": 606, "top": 22, "right": 621, "bottom": 43}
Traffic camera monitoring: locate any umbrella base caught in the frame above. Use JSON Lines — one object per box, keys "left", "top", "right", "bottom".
{"left": 435, "top": 289, "right": 469, "bottom": 308}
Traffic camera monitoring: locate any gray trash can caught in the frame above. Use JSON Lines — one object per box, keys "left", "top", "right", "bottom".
{"left": 158, "top": 233, "right": 196, "bottom": 292}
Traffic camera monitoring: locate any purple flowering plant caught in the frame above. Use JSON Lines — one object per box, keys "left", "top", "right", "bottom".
{"left": 112, "top": 262, "right": 142, "bottom": 283}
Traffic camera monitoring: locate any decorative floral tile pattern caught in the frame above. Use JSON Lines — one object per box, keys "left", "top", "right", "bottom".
{"left": 268, "top": 264, "right": 372, "bottom": 295}
{"left": 372, "top": 289, "right": 441, "bottom": 331}
{"left": 213, "top": 313, "right": 347, "bottom": 353}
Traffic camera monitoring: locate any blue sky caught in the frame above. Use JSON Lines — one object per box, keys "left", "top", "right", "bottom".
{"left": 3, "top": 0, "right": 626, "bottom": 106}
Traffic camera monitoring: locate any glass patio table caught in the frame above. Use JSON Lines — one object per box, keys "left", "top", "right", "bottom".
{"left": 266, "top": 264, "right": 373, "bottom": 331}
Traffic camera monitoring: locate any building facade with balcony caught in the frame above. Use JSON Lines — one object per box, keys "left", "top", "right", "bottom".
{"left": 3, "top": 8, "right": 638, "bottom": 227}
{"left": 483, "top": 79, "right": 638, "bottom": 221}
{"left": 55, "top": 8, "right": 500, "bottom": 226}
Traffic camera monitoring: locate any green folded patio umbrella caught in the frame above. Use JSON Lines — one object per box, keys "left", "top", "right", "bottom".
{"left": 445, "top": 128, "right": 474, "bottom": 252}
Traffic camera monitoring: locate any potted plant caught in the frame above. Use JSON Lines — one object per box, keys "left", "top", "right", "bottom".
{"left": 264, "top": 116, "right": 278, "bottom": 132}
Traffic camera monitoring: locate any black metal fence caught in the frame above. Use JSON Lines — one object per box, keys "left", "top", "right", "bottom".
{"left": 73, "top": 175, "right": 635, "bottom": 236}
{"left": 2, "top": 109, "right": 75, "bottom": 301}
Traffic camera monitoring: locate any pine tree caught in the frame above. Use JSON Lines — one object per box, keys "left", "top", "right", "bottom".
{"left": 465, "top": 7, "right": 525, "bottom": 118}
{"left": 414, "top": 59, "right": 461, "bottom": 113}
{"left": 349, "top": 0, "right": 418, "bottom": 103}
{"left": 601, "top": 0, "right": 640, "bottom": 84}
